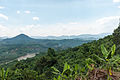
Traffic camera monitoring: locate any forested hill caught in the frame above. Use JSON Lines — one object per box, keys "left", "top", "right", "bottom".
{"left": 3, "top": 34, "right": 34, "bottom": 44}
{"left": 0, "top": 34, "right": 92, "bottom": 64}
{"left": 3, "top": 26, "right": 119, "bottom": 80}
{"left": 2, "top": 34, "right": 92, "bottom": 46}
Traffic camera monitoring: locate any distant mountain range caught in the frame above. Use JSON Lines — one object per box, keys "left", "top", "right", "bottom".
{"left": 0, "top": 33, "right": 110, "bottom": 63}
{"left": 0, "top": 36, "right": 8, "bottom": 41}
{"left": 31, "top": 33, "right": 111, "bottom": 40}
{"left": 1, "top": 34, "right": 92, "bottom": 47}
{"left": 0, "top": 33, "right": 111, "bottom": 40}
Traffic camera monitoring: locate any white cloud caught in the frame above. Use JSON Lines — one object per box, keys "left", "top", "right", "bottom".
{"left": 33, "top": 17, "right": 39, "bottom": 21}
{"left": 69, "top": 22, "right": 79, "bottom": 25}
{"left": 0, "top": 25, "right": 10, "bottom": 36}
{"left": 17, "top": 10, "right": 20, "bottom": 14}
{"left": 24, "top": 11, "right": 31, "bottom": 14}
{"left": 22, "top": 16, "right": 120, "bottom": 36}
{"left": 118, "top": 6, "right": 120, "bottom": 8}
{"left": 113, "top": 0, "right": 120, "bottom": 2}
{"left": 0, "top": 13, "right": 8, "bottom": 20}
{"left": 96, "top": 16, "right": 120, "bottom": 25}
{"left": 0, "top": 6, "right": 5, "bottom": 9}
{"left": 96, "top": 16, "right": 120, "bottom": 33}
{"left": 0, "top": 16, "right": 119, "bottom": 37}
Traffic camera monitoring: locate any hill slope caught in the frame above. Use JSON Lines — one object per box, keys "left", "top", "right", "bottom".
{"left": 3, "top": 34, "right": 35, "bottom": 44}
{"left": 0, "top": 34, "right": 92, "bottom": 64}
{"left": 4, "top": 34, "right": 114, "bottom": 79}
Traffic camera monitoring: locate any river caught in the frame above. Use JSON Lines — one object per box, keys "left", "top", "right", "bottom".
{"left": 17, "top": 53, "right": 36, "bottom": 61}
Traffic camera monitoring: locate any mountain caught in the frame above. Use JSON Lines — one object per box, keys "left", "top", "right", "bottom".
{"left": 0, "top": 36, "right": 8, "bottom": 41}
{"left": 0, "top": 34, "right": 92, "bottom": 64}
{"left": 1, "top": 34, "right": 92, "bottom": 47}
{"left": 11, "top": 34, "right": 32, "bottom": 40}
{"left": 32, "top": 33, "right": 111, "bottom": 40}
{"left": 3, "top": 34, "right": 36, "bottom": 44}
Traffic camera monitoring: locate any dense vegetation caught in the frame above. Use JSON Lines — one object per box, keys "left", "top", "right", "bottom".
{"left": 0, "top": 26, "right": 120, "bottom": 80}
{"left": 0, "top": 34, "right": 92, "bottom": 64}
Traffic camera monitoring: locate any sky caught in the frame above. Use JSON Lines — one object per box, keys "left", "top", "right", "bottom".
{"left": 0, "top": 0, "right": 120, "bottom": 37}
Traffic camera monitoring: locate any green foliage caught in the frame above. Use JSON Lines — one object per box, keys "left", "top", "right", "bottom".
{"left": 0, "top": 68, "right": 9, "bottom": 80}
{"left": 8, "top": 68, "right": 38, "bottom": 80}
{"left": 35, "top": 55, "right": 57, "bottom": 75}
{"left": 113, "top": 25, "right": 120, "bottom": 46}
{"left": 52, "top": 63, "right": 73, "bottom": 80}
{"left": 101, "top": 44, "right": 116, "bottom": 63}
{"left": 47, "top": 48, "right": 56, "bottom": 57}
{"left": 99, "top": 44, "right": 120, "bottom": 79}
{"left": 52, "top": 63, "right": 86, "bottom": 80}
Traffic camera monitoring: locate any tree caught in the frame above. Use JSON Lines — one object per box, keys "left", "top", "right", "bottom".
{"left": 35, "top": 56, "right": 57, "bottom": 74}
{"left": 47, "top": 48, "right": 56, "bottom": 57}
{"left": 113, "top": 25, "right": 120, "bottom": 54}
{"left": 113, "top": 25, "right": 120, "bottom": 46}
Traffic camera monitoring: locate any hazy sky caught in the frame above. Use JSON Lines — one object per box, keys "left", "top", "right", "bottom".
{"left": 0, "top": 0, "right": 120, "bottom": 37}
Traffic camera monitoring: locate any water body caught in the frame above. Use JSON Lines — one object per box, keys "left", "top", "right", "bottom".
{"left": 0, "top": 53, "right": 37, "bottom": 66}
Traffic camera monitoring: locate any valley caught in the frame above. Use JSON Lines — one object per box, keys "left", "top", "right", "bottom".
{"left": 0, "top": 34, "right": 94, "bottom": 64}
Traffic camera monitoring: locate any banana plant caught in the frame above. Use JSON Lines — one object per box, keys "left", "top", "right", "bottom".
{"left": 52, "top": 63, "right": 86, "bottom": 80}
{"left": 52, "top": 62, "right": 73, "bottom": 80}
{"left": 85, "top": 44, "right": 119, "bottom": 80}
{"left": 73, "top": 64, "right": 86, "bottom": 80}
{"left": 101, "top": 44, "right": 116, "bottom": 61}
{"left": 85, "top": 58, "right": 96, "bottom": 71}
{"left": 101, "top": 44, "right": 116, "bottom": 67}
{"left": 101, "top": 44, "right": 119, "bottom": 80}
{"left": 0, "top": 68, "right": 9, "bottom": 80}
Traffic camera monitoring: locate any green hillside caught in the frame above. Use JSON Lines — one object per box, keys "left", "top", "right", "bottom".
{"left": 0, "top": 34, "right": 92, "bottom": 64}
{"left": 0, "top": 26, "right": 120, "bottom": 80}
{"left": 1, "top": 26, "right": 119, "bottom": 80}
